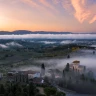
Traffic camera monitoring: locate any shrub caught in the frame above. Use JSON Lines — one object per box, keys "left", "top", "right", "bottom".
{"left": 56, "top": 92, "right": 66, "bottom": 96}
{"left": 44, "top": 87, "right": 57, "bottom": 96}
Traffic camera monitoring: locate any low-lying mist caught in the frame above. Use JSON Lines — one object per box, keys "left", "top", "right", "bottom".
{"left": 14, "top": 49, "right": 96, "bottom": 75}
{"left": 1, "top": 34, "right": 96, "bottom": 39}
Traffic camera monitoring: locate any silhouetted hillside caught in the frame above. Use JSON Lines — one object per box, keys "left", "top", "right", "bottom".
{"left": 0, "top": 30, "right": 72, "bottom": 35}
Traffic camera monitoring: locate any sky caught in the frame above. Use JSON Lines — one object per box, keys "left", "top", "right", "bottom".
{"left": 0, "top": 0, "right": 96, "bottom": 33}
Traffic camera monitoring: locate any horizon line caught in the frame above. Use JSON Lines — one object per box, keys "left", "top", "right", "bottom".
{"left": 0, "top": 30, "right": 96, "bottom": 33}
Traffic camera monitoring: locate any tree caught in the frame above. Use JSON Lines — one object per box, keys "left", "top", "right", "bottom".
{"left": 29, "top": 82, "right": 36, "bottom": 96}
{"left": 67, "top": 55, "right": 70, "bottom": 58}
{"left": 65, "top": 63, "right": 70, "bottom": 72}
{"left": 0, "top": 84, "right": 5, "bottom": 94}
{"left": 93, "top": 51, "right": 95, "bottom": 54}
{"left": 36, "top": 94, "right": 46, "bottom": 96}
{"left": 21, "top": 92, "right": 28, "bottom": 96}
{"left": 81, "top": 74, "right": 86, "bottom": 81}
{"left": 56, "top": 92, "right": 66, "bottom": 96}
{"left": 44, "top": 87, "right": 57, "bottom": 96}
{"left": 41, "top": 63, "right": 45, "bottom": 76}
{"left": 62, "top": 69, "right": 65, "bottom": 77}
{"left": 23, "top": 86, "right": 28, "bottom": 93}
{"left": 87, "top": 71, "right": 94, "bottom": 79}
{"left": 41, "top": 63, "right": 45, "bottom": 70}
{"left": 84, "top": 66, "right": 86, "bottom": 71}
{"left": 8, "top": 92, "right": 14, "bottom": 96}
{"left": 15, "top": 90, "right": 22, "bottom": 96}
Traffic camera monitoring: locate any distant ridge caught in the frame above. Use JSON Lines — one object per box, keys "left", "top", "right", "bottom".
{"left": 0, "top": 30, "right": 72, "bottom": 35}
{"left": 0, "top": 30, "right": 96, "bottom": 35}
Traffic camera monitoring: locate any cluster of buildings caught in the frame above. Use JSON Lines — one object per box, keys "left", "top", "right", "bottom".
{"left": 70, "top": 60, "right": 86, "bottom": 73}
{"left": 0, "top": 61, "right": 88, "bottom": 85}
{"left": 7, "top": 70, "right": 44, "bottom": 84}
{"left": 7, "top": 65, "right": 45, "bottom": 84}
{"left": 7, "top": 60, "right": 86, "bottom": 84}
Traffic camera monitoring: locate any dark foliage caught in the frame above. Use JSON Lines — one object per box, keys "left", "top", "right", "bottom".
{"left": 0, "top": 83, "right": 38, "bottom": 96}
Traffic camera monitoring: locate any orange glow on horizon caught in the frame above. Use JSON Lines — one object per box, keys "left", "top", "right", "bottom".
{"left": 0, "top": 0, "right": 96, "bottom": 32}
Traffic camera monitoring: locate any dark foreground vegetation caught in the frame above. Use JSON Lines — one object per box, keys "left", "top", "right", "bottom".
{"left": 0, "top": 82, "right": 66, "bottom": 96}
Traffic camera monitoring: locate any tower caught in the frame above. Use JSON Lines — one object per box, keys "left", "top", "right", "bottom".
{"left": 41, "top": 63, "right": 45, "bottom": 77}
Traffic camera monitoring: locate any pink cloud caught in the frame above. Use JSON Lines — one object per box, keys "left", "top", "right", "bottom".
{"left": 19, "top": 0, "right": 96, "bottom": 24}
{"left": 71, "top": 0, "right": 91, "bottom": 23}
{"left": 63, "top": 0, "right": 96, "bottom": 23}
{"left": 20, "top": 0, "right": 56, "bottom": 17}
{"left": 62, "top": 0, "right": 74, "bottom": 13}
{"left": 21, "top": 0, "right": 40, "bottom": 7}
{"left": 52, "top": 0, "right": 60, "bottom": 4}
{"left": 90, "top": 15, "right": 96, "bottom": 23}
{"left": 39, "top": 0, "right": 58, "bottom": 13}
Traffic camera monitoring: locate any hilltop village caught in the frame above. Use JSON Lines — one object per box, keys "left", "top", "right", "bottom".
{"left": 0, "top": 59, "right": 96, "bottom": 95}
{"left": 1, "top": 61, "right": 86, "bottom": 84}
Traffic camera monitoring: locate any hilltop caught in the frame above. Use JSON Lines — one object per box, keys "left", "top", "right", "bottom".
{"left": 0, "top": 30, "right": 72, "bottom": 35}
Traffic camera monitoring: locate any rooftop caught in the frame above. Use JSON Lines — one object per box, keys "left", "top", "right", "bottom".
{"left": 73, "top": 60, "right": 80, "bottom": 64}
{"left": 19, "top": 70, "right": 40, "bottom": 74}
{"left": 8, "top": 70, "right": 40, "bottom": 75}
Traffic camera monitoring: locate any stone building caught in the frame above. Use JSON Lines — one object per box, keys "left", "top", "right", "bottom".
{"left": 70, "top": 60, "right": 86, "bottom": 73}
{"left": 7, "top": 70, "right": 40, "bottom": 83}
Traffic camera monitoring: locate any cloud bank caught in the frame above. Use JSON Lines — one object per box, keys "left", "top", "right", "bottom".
{"left": 0, "top": 42, "right": 23, "bottom": 49}
{"left": 40, "top": 41, "right": 56, "bottom": 44}
{"left": 0, "top": 44, "right": 8, "bottom": 49}
{"left": 6, "top": 42, "right": 23, "bottom": 47}
{"left": 60, "top": 40, "right": 73, "bottom": 44}
{"left": 0, "top": 34, "right": 96, "bottom": 39}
